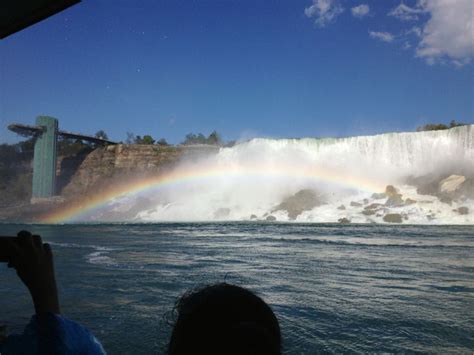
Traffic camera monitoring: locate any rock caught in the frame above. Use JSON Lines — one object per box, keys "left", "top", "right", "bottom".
{"left": 385, "top": 185, "right": 400, "bottom": 197}
{"left": 455, "top": 206, "right": 469, "bottom": 215}
{"left": 250, "top": 214, "right": 257, "bottom": 219}
{"left": 439, "top": 196, "right": 452, "bottom": 205}
{"left": 385, "top": 195, "right": 404, "bottom": 207}
{"left": 458, "top": 178, "right": 474, "bottom": 199}
{"left": 439, "top": 175, "right": 466, "bottom": 194}
{"left": 214, "top": 208, "right": 230, "bottom": 218}
{"left": 371, "top": 192, "right": 386, "bottom": 199}
{"left": 417, "top": 181, "right": 439, "bottom": 196}
{"left": 439, "top": 176, "right": 474, "bottom": 201}
{"left": 362, "top": 210, "right": 375, "bottom": 216}
{"left": 411, "top": 174, "right": 474, "bottom": 200}
{"left": 60, "top": 144, "right": 214, "bottom": 198}
{"left": 419, "top": 200, "right": 433, "bottom": 204}
{"left": 273, "top": 189, "right": 323, "bottom": 220}
{"left": 337, "top": 205, "right": 346, "bottom": 210}
{"left": 265, "top": 215, "right": 277, "bottom": 221}
{"left": 406, "top": 174, "right": 440, "bottom": 196}
{"left": 365, "top": 203, "right": 383, "bottom": 210}
{"left": 0, "top": 202, "right": 65, "bottom": 223}
{"left": 383, "top": 213, "right": 402, "bottom": 223}
{"left": 30, "top": 196, "right": 65, "bottom": 205}
{"left": 338, "top": 217, "right": 350, "bottom": 224}
{"left": 384, "top": 185, "right": 404, "bottom": 207}
{"left": 363, "top": 198, "right": 369, "bottom": 204}
{"left": 404, "top": 198, "right": 416, "bottom": 205}
{"left": 350, "top": 201, "right": 362, "bottom": 207}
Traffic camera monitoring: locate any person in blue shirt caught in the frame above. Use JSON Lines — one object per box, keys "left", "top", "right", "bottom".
{"left": 0, "top": 231, "right": 106, "bottom": 354}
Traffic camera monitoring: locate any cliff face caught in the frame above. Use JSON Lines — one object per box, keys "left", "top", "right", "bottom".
{"left": 61, "top": 144, "right": 218, "bottom": 198}
{"left": 0, "top": 144, "right": 219, "bottom": 221}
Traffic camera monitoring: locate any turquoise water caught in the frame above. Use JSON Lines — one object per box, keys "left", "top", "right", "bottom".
{"left": 0, "top": 223, "right": 473, "bottom": 353}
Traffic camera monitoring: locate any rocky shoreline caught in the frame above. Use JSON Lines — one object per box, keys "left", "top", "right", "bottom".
{"left": 251, "top": 173, "right": 473, "bottom": 224}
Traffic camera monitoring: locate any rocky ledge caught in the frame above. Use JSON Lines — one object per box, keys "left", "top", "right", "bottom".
{"left": 61, "top": 144, "right": 219, "bottom": 198}
{"left": 247, "top": 174, "right": 473, "bottom": 224}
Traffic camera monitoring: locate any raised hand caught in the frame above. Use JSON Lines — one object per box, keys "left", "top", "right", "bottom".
{"left": 8, "top": 231, "right": 60, "bottom": 315}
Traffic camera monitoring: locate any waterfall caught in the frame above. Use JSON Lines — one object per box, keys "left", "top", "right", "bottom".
{"left": 106, "top": 125, "right": 474, "bottom": 224}
{"left": 227, "top": 124, "right": 473, "bottom": 179}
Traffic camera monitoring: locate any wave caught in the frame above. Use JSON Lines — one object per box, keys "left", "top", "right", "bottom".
{"left": 49, "top": 241, "right": 118, "bottom": 266}
{"left": 240, "top": 236, "right": 474, "bottom": 248}
{"left": 85, "top": 250, "right": 117, "bottom": 266}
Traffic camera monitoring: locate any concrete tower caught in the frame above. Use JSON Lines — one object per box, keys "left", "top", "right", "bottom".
{"left": 32, "top": 116, "right": 58, "bottom": 198}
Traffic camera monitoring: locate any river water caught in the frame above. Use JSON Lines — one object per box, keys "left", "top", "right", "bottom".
{"left": 0, "top": 223, "right": 473, "bottom": 353}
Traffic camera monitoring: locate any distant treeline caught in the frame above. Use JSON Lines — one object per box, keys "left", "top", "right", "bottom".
{"left": 0, "top": 139, "right": 34, "bottom": 203}
{"left": 181, "top": 131, "right": 221, "bottom": 145}
{"left": 416, "top": 120, "right": 468, "bottom": 132}
{"left": 124, "top": 130, "right": 228, "bottom": 146}
{"left": 125, "top": 132, "right": 168, "bottom": 145}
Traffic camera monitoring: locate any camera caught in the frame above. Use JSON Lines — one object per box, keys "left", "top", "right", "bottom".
{"left": 0, "top": 237, "right": 17, "bottom": 262}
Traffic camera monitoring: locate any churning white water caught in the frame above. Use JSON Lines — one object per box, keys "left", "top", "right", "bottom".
{"left": 103, "top": 125, "right": 474, "bottom": 224}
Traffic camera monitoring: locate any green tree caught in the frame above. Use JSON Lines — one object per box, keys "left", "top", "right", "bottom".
{"left": 207, "top": 131, "right": 221, "bottom": 145}
{"left": 157, "top": 138, "right": 168, "bottom": 146}
{"left": 182, "top": 131, "right": 223, "bottom": 145}
{"left": 182, "top": 133, "right": 197, "bottom": 145}
{"left": 416, "top": 121, "right": 467, "bottom": 132}
{"left": 449, "top": 120, "right": 466, "bottom": 128}
{"left": 416, "top": 123, "right": 447, "bottom": 132}
{"left": 141, "top": 135, "right": 155, "bottom": 145}
{"left": 125, "top": 132, "right": 135, "bottom": 144}
{"left": 17, "top": 138, "right": 35, "bottom": 154}
{"left": 95, "top": 130, "right": 109, "bottom": 140}
{"left": 0, "top": 139, "right": 37, "bottom": 204}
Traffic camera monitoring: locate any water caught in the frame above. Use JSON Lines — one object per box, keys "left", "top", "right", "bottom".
{"left": 1, "top": 223, "right": 473, "bottom": 353}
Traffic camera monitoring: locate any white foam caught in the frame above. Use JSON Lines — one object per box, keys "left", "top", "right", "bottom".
{"left": 85, "top": 250, "right": 118, "bottom": 266}
{"left": 49, "top": 242, "right": 119, "bottom": 266}
{"left": 103, "top": 126, "right": 474, "bottom": 224}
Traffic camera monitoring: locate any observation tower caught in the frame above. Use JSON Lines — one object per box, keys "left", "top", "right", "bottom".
{"left": 8, "top": 116, "right": 115, "bottom": 202}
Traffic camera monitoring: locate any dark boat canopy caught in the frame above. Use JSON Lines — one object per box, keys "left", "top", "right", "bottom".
{"left": 1, "top": 0, "right": 80, "bottom": 39}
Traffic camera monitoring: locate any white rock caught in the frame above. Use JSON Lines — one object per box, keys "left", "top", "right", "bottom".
{"left": 439, "top": 175, "right": 466, "bottom": 194}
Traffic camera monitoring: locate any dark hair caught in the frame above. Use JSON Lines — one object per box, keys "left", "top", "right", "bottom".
{"left": 168, "top": 283, "right": 281, "bottom": 355}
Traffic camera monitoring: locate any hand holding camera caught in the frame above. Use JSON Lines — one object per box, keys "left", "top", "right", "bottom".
{"left": 0, "top": 237, "right": 17, "bottom": 263}
{"left": 1, "top": 231, "right": 60, "bottom": 315}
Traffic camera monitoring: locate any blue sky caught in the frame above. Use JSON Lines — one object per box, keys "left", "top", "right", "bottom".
{"left": 1, "top": 0, "right": 473, "bottom": 144}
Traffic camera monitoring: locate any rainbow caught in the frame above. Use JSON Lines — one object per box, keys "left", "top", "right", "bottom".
{"left": 41, "top": 163, "right": 387, "bottom": 223}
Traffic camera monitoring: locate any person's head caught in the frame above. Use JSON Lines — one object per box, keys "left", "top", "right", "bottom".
{"left": 168, "top": 283, "right": 281, "bottom": 355}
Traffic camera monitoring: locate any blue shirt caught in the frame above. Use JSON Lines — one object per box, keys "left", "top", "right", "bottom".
{"left": 0, "top": 313, "right": 106, "bottom": 354}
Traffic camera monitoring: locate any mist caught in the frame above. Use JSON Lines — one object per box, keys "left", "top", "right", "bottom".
{"left": 91, "top": 126, "right": 473, "bottom": 224}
